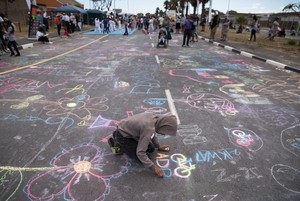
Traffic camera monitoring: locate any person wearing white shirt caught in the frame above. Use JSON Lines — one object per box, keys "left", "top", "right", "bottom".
{"left": 118, "top": 18, "right": 122, "bottom": 30}
{"left": 43, "top": 11, "right": 50, "bottom": 31}
{"left": 36, "top": 27, "right": 52, "bottom": 44}
{"left": 94, "top": 17, "right": 100, "bottom": 32}
{"left": 6, "top": 20, "right": 20, "bottom": 56}
{"left": 149, "top": 17, "right": 154, "bottom": 34}
{"left": 63, "top": 13, "right": 71, "bottom": 33}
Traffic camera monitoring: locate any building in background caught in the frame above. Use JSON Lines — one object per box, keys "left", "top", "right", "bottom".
{"left": 0, "top": 0, "right": 29, "bottom": 24}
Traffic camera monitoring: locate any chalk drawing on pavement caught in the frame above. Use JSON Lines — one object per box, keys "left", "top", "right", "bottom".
{"left": 280, "top": 124, "right": 300, "bottom": 158}
{"left": 24, "top": 144, "right": 130, "bottom": 201}
{"left": 271, "top": 164, "right": 300, "bottom": 194}
{"left": 178, "top": 93, "right": 238, "bottom": 116}
{"left": 225, "top": 127, "right": 263, "bottom": 152}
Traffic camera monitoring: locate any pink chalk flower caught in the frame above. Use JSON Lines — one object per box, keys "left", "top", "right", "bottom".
{"left": 25, "top": 144, "right": 129, "bottom": 201}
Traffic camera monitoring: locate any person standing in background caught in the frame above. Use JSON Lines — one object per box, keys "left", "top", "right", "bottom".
{"left": 123, "top": 14, "right": 129, "bottom": 35}
{"left": 270, "top": 17, "right": 280, "bottom": 41}
{"left": 43, "top": 10, "right": 50, "bottom": 32}
{"left": 182, "top": 15, "right": 193, "bottom": 47}
{"left": 54, "top": 14, "right": 61, "bottom": 36}
{"left": 209, "top": 14, "right": 220, "bottom": 42}
{"left": 94, "top": 17, "right": 100, "bottom": 32}
{"left": 221, "top": 16, "right": 230, "bottom": 41}
{"left": 249, "top": 15, "right": 258, "bottom": 41}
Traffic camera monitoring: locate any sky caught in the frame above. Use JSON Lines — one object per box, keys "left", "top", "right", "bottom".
{"left": 77, "top": 0, "right": 292, "bottom": 14}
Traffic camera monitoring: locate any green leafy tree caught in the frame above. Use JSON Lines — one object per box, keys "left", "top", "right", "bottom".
{"left": 159, "top": 9, "right": 165, "bottom": 16}
{"left": 236, "top": 15, "right": 247, "bottom": 33}
{"left": 164, "top": 0, "right": 170, "bottom": 11}
{"left": 155, "top": 7, "right": 160, "bottom": 16}
{"left": 169, "top": 0, "right": 178, "bottom": 10}
{"left": 75, "top": 4, "right": 84, "bottom": 9}
{"left": 190, "top": 0, "right": 198, "bottom": 15}
{"left": 282, "top": 2, "right": 300, "bottom": 13}
{"left": 236, "top": 16, "right": 247, "bottom": 25}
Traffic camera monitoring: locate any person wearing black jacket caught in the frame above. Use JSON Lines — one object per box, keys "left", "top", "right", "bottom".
{"left": 209, "top": 14, "right": 220, "bottom": 42}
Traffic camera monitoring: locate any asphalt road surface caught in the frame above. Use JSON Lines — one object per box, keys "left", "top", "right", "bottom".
{"left": 0, "top": 30, "right": 300, "bottom": 201}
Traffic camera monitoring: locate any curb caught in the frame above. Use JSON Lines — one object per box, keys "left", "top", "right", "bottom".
{"left": 18, "top": 43, "right": 34, "bottom": 50}
{"left": 198, "top": 36, "right": 300, "bottom": 74}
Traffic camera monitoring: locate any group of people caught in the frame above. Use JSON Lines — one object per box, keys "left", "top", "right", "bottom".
{"left": 0, "top": 13, "right": 20, "bottom": 58}
{"left": 54, "top": 12, "right": 81, "bottom": 37}
{"left": 208, "top": 14, "right": 296, "bottom": 43}
{"left": 37, "top": 12, "right": 81, "bottom": 44}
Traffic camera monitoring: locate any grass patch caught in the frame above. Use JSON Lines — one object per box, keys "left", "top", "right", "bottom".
{"left": 198, "top": 26, "right": 300, "bottom": 55}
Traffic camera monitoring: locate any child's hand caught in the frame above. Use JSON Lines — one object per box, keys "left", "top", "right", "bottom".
{"left": 153, "top": 166, "right": 163, "bottom": 177}
{"left": 158, "top": 145, "right": 170, "bottom": 152}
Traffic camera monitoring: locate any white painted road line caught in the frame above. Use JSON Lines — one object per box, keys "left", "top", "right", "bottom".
{"left": 152, "top": 43, "right": 154, "bottom": 48}
{"left": 155, "top": 55, "right": 160, "bottom": 64}
{"left": 165, "top": 89, "right": 180, "bottom": 125}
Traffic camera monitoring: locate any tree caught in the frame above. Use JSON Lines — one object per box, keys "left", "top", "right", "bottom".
{"left": 282, "top": 2, "right": 300, "bottom": 13}
{"left": 236, "top": 16, "right": 247, "bottom": 33}
{"left": 93, "top": 0, "right": 112, "bottom": 11}
{"left": 236, "top": 16, "right": 247, "bottom": 24}
{"left": 169, "top": 0, "right": 178, "bottom": 10}
{"left": 105, "top": 0, "right": 113, "bottom": 11}
{"left": 164, "top": 0, "right": 170, "bottom": 11}
{"left": 200, "top": 0, "right": 209, "bottom": 20}
{"left": 190, "top": 0, "right": 198, "bottom": 15}
{"left": 155, "top": 7, "right": 160, "bottom": 16}
{"left": 75, "top": 3, "right": 84, "bottom": 9}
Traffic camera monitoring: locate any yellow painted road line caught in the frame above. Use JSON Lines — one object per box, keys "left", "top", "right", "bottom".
{"left": 0, "top": 35, "right": 108, "bottom": 75}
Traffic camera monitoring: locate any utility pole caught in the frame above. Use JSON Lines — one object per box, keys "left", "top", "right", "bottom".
{"left": 227, "top": 0, "right": 230, "bottom": 15}
{"left": 208, "top": 0, "right": 212, "bottom": 23}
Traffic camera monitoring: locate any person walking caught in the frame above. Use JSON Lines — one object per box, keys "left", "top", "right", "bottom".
{"left": 6, "top": 20, "right": 20, "bottom": 57}
{"left": 249, "top": 15, "right": 258, "bottom": 41}
{"left": 209, "top": 14, "right": 220, "bottom": 42}
{"left": 108, "top": 112, "right": 178, "bottom": 177}
{"left": 182, "top": 15, "right": 193, "bottom": 47}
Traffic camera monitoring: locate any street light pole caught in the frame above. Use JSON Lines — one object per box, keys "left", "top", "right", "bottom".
{"left": 227, "top": 0, "right": 230, "bottom": 14}
{"left": 208, "top": 0, "right": 212, "bottom": 23}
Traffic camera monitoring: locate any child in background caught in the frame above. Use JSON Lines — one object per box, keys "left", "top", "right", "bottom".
{"left": 63, "top": 29, "right": 71, "bottom": 38}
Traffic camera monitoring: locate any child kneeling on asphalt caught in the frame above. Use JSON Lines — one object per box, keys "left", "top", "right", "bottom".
{"left": 108, "top": 112, "right": 177, "bottom": 177}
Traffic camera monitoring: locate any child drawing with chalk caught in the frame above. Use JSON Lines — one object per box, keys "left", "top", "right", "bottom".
{"left": 108, "top": 112, "right": 177, "bottom": 177}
